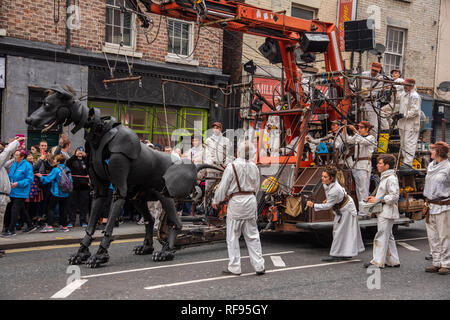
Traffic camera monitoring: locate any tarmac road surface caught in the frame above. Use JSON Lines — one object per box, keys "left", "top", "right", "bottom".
{"left": 1, "top": 220, "right": 448, "bottom": 301}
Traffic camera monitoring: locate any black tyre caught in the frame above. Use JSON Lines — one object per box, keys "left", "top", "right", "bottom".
{"left": 312, "top": 230, "right": 333, "bottom": 248}
{"left": 364, "top": 226, "right": 378, "bottom": 239}
{"left": 392, "top": 223, "right": 399, "bottom": 236}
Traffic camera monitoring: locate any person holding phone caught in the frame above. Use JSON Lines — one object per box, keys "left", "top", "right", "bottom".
{"left": 15, "top": 135, "right": 25, "bottom": 148}
{"left": 0, "top": 137, "right": 23, "bottom": 250}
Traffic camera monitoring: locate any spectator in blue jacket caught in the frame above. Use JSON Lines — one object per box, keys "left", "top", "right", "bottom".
{"left": 37, "top": 154, "right": 72, "bottom": 233}
{"left": 4, "top": 149, "right": 35, "bottom": 236}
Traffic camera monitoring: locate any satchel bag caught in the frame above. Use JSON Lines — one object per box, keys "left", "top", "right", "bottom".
{"left": 285, "top": 196, "right": 302, "bottom": 217}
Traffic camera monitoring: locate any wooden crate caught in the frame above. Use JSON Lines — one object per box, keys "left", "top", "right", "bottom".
{"left": 410, "top": 211, "right": 425, "bottom": 220}
{"left": 399, "top": 199, "right": 425, "bottom": 212}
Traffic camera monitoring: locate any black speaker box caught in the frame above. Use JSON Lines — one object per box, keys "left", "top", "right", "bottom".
{"left": 258, "top": 38, "right": 283, "bottom": 64}
{"left": 301, "top": 32, "right": 330, "bottom": 53}
{"left": 343, "top": 19, "right": 375, "bottom": 52}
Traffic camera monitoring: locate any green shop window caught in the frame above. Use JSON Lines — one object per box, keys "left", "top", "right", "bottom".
{"left": 151, "top": 107, "right": 208, "bottom": 147}
{"left": 88, "top": 102, "right": 208, "bottom": 146}
{"left": 180, "top": 107, "right": 208, "bottom": 134}
{"left": 151, "top": 107, "right": 179, "bottom": 147}
{"left": 121, "top": 105, "right": 153, "bottom": 140}
{"left": 88, "top": 101, "right": 118, "bottom": 119}
{"left": 89, "top": 101, "right": 154, "bottom": 140}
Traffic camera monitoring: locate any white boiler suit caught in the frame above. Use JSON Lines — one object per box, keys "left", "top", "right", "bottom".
{"left": 361, "top": 71, "right": 383, "bottom": 139}
{"left": 370, "top": 169, "right": 401, "bottom": 267}
{"left": 346, "top": 133, "right": 376, "bottom": 211}
{"left": 380, "top": 78, "right": 404, "bottom": 131}
{"left": 213, "top": 157, "right": 265, "bottom": 274}
{"left": 205, "top": 134, "right": 232, "bottom": 193}
{"left": 398, "top": 88, "right": 421, "bottom": 167}
{"left": 423, "top": 159, "right": 450, "bottom": 269}
{"left": 314, "top": 182, "right": 365, "bottom": 257}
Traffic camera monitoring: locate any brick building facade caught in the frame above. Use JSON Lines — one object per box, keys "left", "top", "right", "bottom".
{"left": 355, "top": 0, "right": 440, "bottom": 89}
{"left": 238, "top": 0, "right": 440, "bottom": 90}
{"left": 0, "top": 0, "right": 228, "bottom": 149}
{"left": 0, "top": 0, "right": 444, "bottom": 146}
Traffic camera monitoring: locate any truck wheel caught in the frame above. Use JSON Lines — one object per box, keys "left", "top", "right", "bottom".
{"left": 392, "top": 224, "right": 399, "bottom": 236}
{"left": 365, "top": 226, "right": 378, "bottom": 239}
{"left": 312, "top": 230, "right": 333, "bottom": 248}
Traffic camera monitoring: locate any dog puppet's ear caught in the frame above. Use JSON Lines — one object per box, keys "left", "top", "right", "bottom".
{"left": 49, "top": 85, "right": 76, "bottom": 100}
{"left": 62, "top": 85, "right": 77, "bottom": 96}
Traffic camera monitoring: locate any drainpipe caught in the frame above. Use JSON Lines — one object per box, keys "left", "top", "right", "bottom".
{"left": 442, "top": 118, "right": 447, "bottom": 141}
{"left": 66, "top": 0, "right": 71, "bottom": 51}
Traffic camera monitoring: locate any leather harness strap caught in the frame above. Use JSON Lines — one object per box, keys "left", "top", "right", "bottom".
{"left": 332, "top": 194, "right": 350, "bottom": 224}
{"left": 428, "top": 198, "right": 450, "bottom": 206}
{"left": 333, "top": 195, "right": 350, "bottom": 215}
{"left": 424, "top": 198, "right": 450, "bottom": 223}
{"left": 229, "top": 163, "right": 255, "bottom": 199}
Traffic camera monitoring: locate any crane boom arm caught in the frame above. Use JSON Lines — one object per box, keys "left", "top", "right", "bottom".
{"left": 130, "top": 0, "right": 351, "bottom": 167}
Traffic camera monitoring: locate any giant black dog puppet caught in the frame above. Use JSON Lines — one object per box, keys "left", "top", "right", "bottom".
{"left": 26, "top": 85, "right": 220, "bottom": 267}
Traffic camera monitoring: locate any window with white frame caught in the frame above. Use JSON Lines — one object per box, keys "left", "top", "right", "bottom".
{"left": 291, "top": 4, "right": 316, "bottom": 20}
{"left": 385, "top": 27, "right": 406, "bottom": 74}
{"left": 105, "top": 0, "right": 135, "bottom": 48}
{"left": 167, "top": 18, "right": 194, "bottom": 57}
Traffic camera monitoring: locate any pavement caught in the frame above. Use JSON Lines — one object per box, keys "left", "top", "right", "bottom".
{"left": 1, "top": 219, "right": 438, "bottom": 300}
{"left": 0, "top": 215, "right": 204, "bottom": 250}
{"left": 0, "top": 222, "right": 146, "bottom": 250}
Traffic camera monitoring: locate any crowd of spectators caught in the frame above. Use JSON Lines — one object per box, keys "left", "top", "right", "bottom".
{"left": 0, "top": 134, "right": 149, "bottom": 240}
{"left": 0, "top": 134, "right": 198, "bottom": 243}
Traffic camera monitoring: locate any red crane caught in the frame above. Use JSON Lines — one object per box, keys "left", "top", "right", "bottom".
{"left": 130, "top": 0, "right": 352, "bottom": 171}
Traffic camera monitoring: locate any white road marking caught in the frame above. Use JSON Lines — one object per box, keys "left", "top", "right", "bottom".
{"left": 397, "top": 242, "right": 421, "bottom": 251}
{"left": 367, "top": 237, "right": 428, "bottom": 245}
{"left": 51, "top": 279, "right": 88, "bottom": 299}
{"left": 270, "top": 255, "right": 286, "bottom": 267}
{"left": 5, "top": 238, "right": 146, "bottom": 254}
{"left": 82, "top": 250, "right": 295, "bottom": 279}
{"left": 394, "top": 237, "right": 428, "bottom": 242}
{"left": 144, "top": 259, "right": 361, "bottom": 291}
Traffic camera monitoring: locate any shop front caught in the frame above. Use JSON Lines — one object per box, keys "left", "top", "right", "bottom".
{"left": 88, "top": 100, "right": 208, "bottom": 147}
{"left": 88, "top": 66, "right": 227, "bottom": 150}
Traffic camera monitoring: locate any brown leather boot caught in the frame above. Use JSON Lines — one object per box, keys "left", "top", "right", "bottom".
{"left": 438, "top": 267, "right": 449, "bottom": 275}
{"left": 425, "top": 266, "right": 440, "bottom": 273}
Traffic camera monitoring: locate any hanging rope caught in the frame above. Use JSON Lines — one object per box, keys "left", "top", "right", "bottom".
{"left": 161, "top": 81, "right": 172, "bottom": 147}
